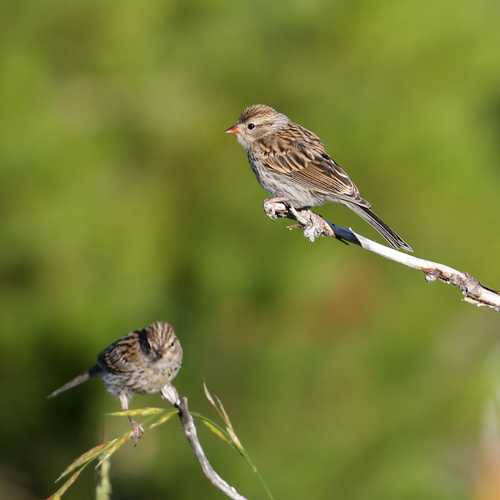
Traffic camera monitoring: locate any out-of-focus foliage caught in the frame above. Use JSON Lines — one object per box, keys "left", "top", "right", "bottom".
{"left": 1, "top": 0, "right": 500, "bottom": 499}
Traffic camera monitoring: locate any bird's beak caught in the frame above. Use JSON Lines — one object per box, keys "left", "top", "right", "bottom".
{"left": 225, "top": 125, "right": 241, "bottom": 135}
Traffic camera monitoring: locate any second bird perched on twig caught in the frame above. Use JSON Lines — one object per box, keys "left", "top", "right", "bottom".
{"left": 48, "top": 321, "right": 183, "bottom": 444}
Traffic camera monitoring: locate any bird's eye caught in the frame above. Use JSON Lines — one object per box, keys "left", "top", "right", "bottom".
{"left": 247, "top": 123, "right": 255, "bottom": 130}
{"left": 170, "top": 340, "right": 175, "bottom": 348}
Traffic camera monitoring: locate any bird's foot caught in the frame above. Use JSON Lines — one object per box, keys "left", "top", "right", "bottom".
{"left": 262, "top": 197, "right": 289, "bottom": 220}
{"left": 286, "top": 207, "right": 327, "bottom": 242}
{"left": 129, "top": 417, "right": 144, "bottom": 446}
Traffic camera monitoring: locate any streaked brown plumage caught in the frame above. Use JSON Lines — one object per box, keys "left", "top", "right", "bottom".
{"left": 48, "top": 321, "right": 183, "bottom": 443}
{"left": 226, "top": 104, "right": 412, "bottom": 252}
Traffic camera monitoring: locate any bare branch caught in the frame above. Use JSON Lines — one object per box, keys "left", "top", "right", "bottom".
{"left": 267, "top": 202, "right": 500, "bottom": 312}
{"left": 169, "top": 394, "right": 248, "bottom": 500}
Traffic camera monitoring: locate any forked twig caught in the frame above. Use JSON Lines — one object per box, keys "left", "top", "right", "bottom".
{"left": 50, "top": 386, "right": 252, "bottom": 500}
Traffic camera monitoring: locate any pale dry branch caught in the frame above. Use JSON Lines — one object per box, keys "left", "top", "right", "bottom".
{"left": 266, "top": 201, "right": 500, "bottom": 312}
{"left": 161, "top": 387, "right": 248, "bottom": 500}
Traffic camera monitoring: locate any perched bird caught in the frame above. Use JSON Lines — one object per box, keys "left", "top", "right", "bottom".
{"left": 226, "top": 104, "right": 412, "bottom": 252}
{"left": 48, "top": 321, "right": 183, "bottom": 443}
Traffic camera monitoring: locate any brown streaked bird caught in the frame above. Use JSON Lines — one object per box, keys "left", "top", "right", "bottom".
{"left": 226, "top": 104, "right": 412, "bottom": 252}
{"left": 48, "top": 321, "right": 183, "bottom": 444}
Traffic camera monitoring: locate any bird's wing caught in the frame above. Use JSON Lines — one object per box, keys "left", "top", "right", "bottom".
{"left": 97, "top": 332, "right": 140, "bottom": 374}
{"left": 259, "top": 133, "right": 370, "bottom": 207}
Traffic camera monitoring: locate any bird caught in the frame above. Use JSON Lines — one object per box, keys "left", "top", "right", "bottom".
{"left": 226, "top": 104, "right": 413, "bottom": 252}
{"left": 48, "top": 321, "right": 183, "bottom": 444}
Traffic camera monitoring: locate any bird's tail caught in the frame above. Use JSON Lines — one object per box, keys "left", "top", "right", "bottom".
{"left": 47, "top": 365, "right": 100, "bottom": 398}
{"left": 348, "top": 203, "right": 413, "bottom": 252}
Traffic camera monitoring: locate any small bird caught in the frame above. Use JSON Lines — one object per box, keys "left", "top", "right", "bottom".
{"left": 226, "top": 104, "right": 412, "bottom": 252}
{"left": 48, "top": 321, "right": 183, "bottom": 444}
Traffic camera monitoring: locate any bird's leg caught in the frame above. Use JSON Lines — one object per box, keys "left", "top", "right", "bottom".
{"left": 119, "top": 393, "right": 144, "bottom": 445}
{"left": 262, "top": 197, "right": 289, "bottom": 220}
{"left": 161, "top": 384, "right": 180, "bottom": 407}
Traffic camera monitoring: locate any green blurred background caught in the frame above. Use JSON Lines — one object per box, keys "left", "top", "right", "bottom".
{"left": 1, "top": 0, "right": 500, "bottom": 499}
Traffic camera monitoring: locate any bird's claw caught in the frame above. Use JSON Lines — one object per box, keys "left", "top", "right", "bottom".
{"left": 263, "top": 200, "right": 278, "bottom": 220}
{"left": 130, "top": 418, "right": 144, "bottom": 446}
{"left": 263, "top": 197, "right": 288, "bottom": 220}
